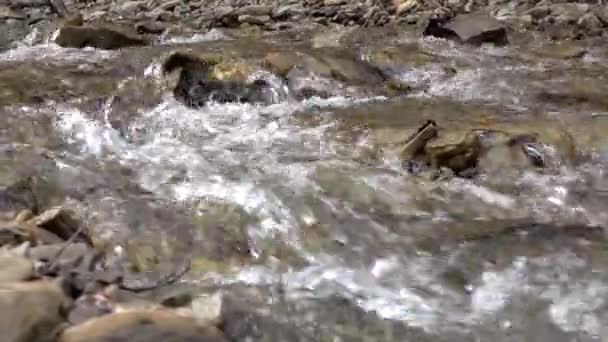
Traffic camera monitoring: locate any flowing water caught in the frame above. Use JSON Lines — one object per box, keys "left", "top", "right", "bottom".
{"left": 3, "top": 27, "right": 608, "bottom": 341}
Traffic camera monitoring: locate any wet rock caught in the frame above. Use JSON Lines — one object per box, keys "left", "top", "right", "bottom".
{"left": 0, "top": 280, "right": 69, "bottom": 342}
{"left": 219, "top": 294, "right": 312, "bottom": 342}
{"left": 424, "top": 12, "right": 508, "bottom": 45}
{"left": 423, "top": 126, "right": 482, "bottom": 175}
{"left": 162, "top": 52, "right": 276, "bottom": 107}
{"left": 531, "top": 42, "right": 587, "bottom": 60}
{"left": 399, "top": 120, "right": 576, "bottom": 176}
{"left": 119, "top": 237, "right": 191, "bottom": 292}
{"left": 191, "top": 198, "right": 254, "bottom": 261}
{"left": 262, "top": 48, "right": 389, "bottom": 98}
{"left": 0, "top": 249, "right": 34, "bottom": 282}
{"left": 55, "top": 25, "right": 147, "bottom": 50}
{"left": 59, "top": 310, "right": 228, "bottom": 342}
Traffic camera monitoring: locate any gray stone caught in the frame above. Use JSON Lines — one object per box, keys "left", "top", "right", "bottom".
{"left": 234, "top": 5, "right": 272, "bottom": 16}
{"left": 119, "top": 0, "right": 145, "bottom": 13}
{"left": 237, "top": 14, "right": 270, "bottom": 25}
{"left": 578, "top": 13, "right": 602, "bottom": 32}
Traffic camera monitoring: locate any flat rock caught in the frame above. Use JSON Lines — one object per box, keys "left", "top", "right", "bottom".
{"left": 0, "top": 280, "right": 69, "bottom": 342}
{"left": 59, "top": 310, "right": 228, "bottom": 342}
{"left": 55, "top": 25, "right": 147, "bottom": 50}
{"left": 424, "top": 12, "right": 508, "bottom": 45}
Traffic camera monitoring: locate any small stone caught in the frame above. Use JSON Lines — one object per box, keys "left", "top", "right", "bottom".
{"left": 578, "top": 13, "right": 602, "bottom": 32}
{"left": 119, "top": 0, "right": 145, "bottom": 13}
{"left": 158, "top": 0, "right": 179, "bottom": 11}
{"left": 395, "top": 0, "right": 419, "bottom": 15}
{"left": 234, "top": 5, "right": 272, "bottom": 16}
{"left": 214, "top": 5, "right": 234, "bottom": 19}
{"left": 324, "top": 0, "right": 346, "bottom": 5}
{"left": 237, "top": 14, "right": 270, "bottom": 25}
{"left": 190, "top": 292, "right": 223, "bottom": 323}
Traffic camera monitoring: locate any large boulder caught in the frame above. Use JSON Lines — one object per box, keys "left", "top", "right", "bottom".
{"left": 0, "top": 280, "right": 69, "bottom": 342}
{"left": 424, "top": 12, "right": 508, "bottom": 45}
{"left": 58, "top": 310, "right": 228, "bottom": 342}
{"left": 162, "top": 52, "right": 277, "bottom": 108}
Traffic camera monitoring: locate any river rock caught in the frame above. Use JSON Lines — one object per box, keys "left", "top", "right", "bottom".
{"left": 162, "top": 52, "right": 277, "bottom": 107}
{"left": 234, "top": 5, "right": 272, "bottom": 17}
{"left": 262, "top": 48, "right": 389, "bottom": 98}
{"left": 0, "top": 250, "right": 34, "bottom": 282}
{"left": 0, "top": 280, "right": 69, "bottom": 342}
{"left": 424, "top": 12, "right": 508, "bottom": 45}
{"left": 237, "top": 14, "right": 270, "bottom": 25}
{"left": 58, "top": 310, "right": 228, "bottom": 342}
{"left": 394, "top": 0, "right": 420, "bottom": 16}
{"left": 119, "top": 1, "right": 145, "bottom": 13}
{"left": 55, "top": 25, "right": 147, "bottom": 50}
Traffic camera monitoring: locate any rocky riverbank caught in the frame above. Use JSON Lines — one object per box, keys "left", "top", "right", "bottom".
{"left": 2, "top": 0, "right": 608, "bottom": 50}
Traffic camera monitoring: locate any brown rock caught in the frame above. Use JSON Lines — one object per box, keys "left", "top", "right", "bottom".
{"left": 62, "top": 13, "right": 84, "bottom": 27}
{"left": 59, "top": 310, "right": 228, "bottom": 342}
{"left": 55, "top": 25, "right": 147, "bottom": 50}
{"left": 0, "top": 280, "right": 69, "bottom": 342}
{"left": 424, "top": 12, "right": 508, "bottom": 45}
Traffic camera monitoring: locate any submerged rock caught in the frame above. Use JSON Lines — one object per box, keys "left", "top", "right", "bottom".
{"left": 262, "top": 47, "right": 393, "bottom": 99}
{"left": 424, "top": 12, "right": 508, "bottom": 45}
